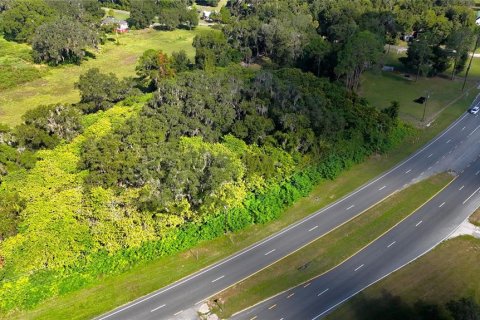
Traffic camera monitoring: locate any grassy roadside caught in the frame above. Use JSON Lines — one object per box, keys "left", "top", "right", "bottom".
{"left": 210, "top": 173, "right": 454, "bottom": 318}
{"left": 326, "top": 236, "right": 480, "bottom": 320}
{"left": 6, "top": 75, "right": 475, "bottom": 320}
{"left": 469, "top": 208, "right": 480, "bottom": 227}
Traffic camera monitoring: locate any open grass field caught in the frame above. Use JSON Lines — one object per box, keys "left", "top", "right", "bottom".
{"left": 210, "top": 173, "right": 454, "bottom": 318}
{"left": 0, "top": 38, "right": 47, "bottom": 91}
{"left": 0, "top": 27, "right": 207, "bottom": 126}
{"left": 327, "top": 236, "right": 480, "bottom": 320}
{"left": 362, "top": 50, "right": 480, "bottom": 126}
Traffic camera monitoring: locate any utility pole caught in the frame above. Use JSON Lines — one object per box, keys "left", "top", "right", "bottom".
{"left": 422, "top": 91, "right": 430, "bottom": 123}
{"left": 462, "top": 30, "right": 480, "bottom": 92}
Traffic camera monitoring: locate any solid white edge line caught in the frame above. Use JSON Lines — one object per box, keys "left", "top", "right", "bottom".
{"left": 97, "top": 112, "right": 470, "bottom": 320}
{"left": 463, "top": 186, "right": 480, "bottom": 204}
{"left": 311, "top": 204, "right": 480, "bottom": 320}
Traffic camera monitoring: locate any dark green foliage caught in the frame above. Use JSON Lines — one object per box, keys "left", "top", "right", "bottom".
{"left": 171, "top": 50, "right": 191, "bottom": 73}
{"left": 45, "top": 0, "right": 103, "bottom": 24}
{"left": 0, "top": 0, "right": 56, "bottom": 43}
{"left": 31, "top": 17, "right": 99, "bottom": 65}
{"left": 82, "top": 66, "right": 398, "bottom": 215}
{"left": 348, "top": 293, "right": 480, "bottom": 320}
{"left": 382, "top": 101, "right": 400, "bottom": 122}
{"left": 75, "top": 68, "right": 136, "bottom": 113}
{"left": 15, "top": 104, "right": 82, "bottom": 149}
{"left": 193, "top": 31, "right": 241, "bottom": 69}
{"left": 0, "top": 193, "right": 24, "bottom": 241}
{"left": 196, "top": 0, "right": 218, "bottom": 6}
{"left": 127, "top": 0, "right": 155, "bottom": 29}
{"left": 127, "top": 0, "right": 198, "bottom": 30}
{"left": 135, "top": 49, "right": 175, "bottom": 89}
{"left": 447, "top": 297, "right": 480, "bottom": 320}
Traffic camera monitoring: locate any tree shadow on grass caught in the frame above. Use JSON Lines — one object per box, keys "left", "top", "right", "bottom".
{"left": 347, "top": 290, "right": 480, "bottom": 320}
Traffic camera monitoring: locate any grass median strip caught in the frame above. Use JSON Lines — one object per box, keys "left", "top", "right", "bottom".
{"left": 210, "top": 173, "right": 454, "bottom": 318}
{"left": 327, "top": 236, "right": 480, "bottom": 320}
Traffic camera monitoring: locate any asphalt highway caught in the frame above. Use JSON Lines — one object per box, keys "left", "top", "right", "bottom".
{"left": 97, "top": 99, "right": 480, "bottom": 320}
{"left": 234, "top": 154, "right": 480, "bottom": 320}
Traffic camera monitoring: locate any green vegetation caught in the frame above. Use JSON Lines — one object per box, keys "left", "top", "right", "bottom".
{"left": 210, "top": 173, "right": 454, "bottom": 318}
{"left": 327, "top": 237, "right": 480, "bottom": 320}
{"left": 469, "top": 208, "right": 480, "bottom": 227}
{"left": 0, "top": 0, "right": 478, "bottom": 318}
{"left": 0, "top": 28, "right": 202, "bottom": 125}
{"left": 0, "top": 37, "right": 46, "bottom": 90}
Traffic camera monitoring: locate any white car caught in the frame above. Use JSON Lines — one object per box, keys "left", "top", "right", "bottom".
{"left": 470, "top": 106, "right": 479, "bottom": 115}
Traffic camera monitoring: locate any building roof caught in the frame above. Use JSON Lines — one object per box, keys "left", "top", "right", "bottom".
{"left": 101, "top": 17, "right": 128, "bottom": 26}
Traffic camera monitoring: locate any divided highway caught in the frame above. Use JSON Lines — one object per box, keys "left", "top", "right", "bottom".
{"left": 97, "top": 99, "right": 480, "bottom": 320}
{"left": 234, "top": 155, "right": 480, "bottom": 320}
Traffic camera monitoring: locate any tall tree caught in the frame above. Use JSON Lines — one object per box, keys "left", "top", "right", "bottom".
{"left": 32, "top": 17, "right": 99, "bottom": 65}
{"left": 447, "top": 27, "right": 473, "bottom": 79}
{"left": 335, "top": 30, "right": 384, "bottom": 91}
{"left": 136, "top": 49, "right": 175, "bottom": 89}
{"left": 0, "top": 0, "right": 57, "bottom": 42}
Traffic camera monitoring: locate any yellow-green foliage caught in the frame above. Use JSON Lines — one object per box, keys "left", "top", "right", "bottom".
{"left": 0, "top": 104, "right": 139, "bottom": 275}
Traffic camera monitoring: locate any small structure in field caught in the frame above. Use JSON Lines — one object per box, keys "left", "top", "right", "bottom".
{"left": 101, "top": 17, "right": 129, "bottom": 33}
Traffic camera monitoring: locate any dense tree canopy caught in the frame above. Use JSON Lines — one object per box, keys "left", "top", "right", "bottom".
{"left": 0, "top": 0, "right": 56, "bottom": 42}
{"left": 31, "top": 17, "right": 99, "bottom": 65}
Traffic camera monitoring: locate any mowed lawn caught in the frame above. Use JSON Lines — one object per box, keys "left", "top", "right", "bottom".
{"left": 327, "top": 236, "right": 480, "bottom": 320}
{"left": 361, "top": 49, "right": 480, "bottom": 126}
{"left": 0, "top": 27, "right": 207, "bottom": 126}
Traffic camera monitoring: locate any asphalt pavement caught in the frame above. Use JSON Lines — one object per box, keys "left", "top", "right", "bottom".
{"left": 97, "top": 99, "right": 480, "bottom": 320}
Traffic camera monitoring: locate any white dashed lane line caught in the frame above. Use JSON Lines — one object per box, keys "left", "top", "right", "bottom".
{"left": 387, "top": 241, "right": 396, "bottom": 248}
{"left": 354, "top": 264, "right": 364, "bottom": 272}
{"left": 211, "top": 275, "right": 225, "bottom": 283}
{"left": 415, "top": 220, "right": 423, "bottom": 227}
{"left": 317, "top": 289, "right": 329, "bottom": 296}
{"left": 346, "top": 205, "right": 355, "bottom": 210}
{"left": 308, "top": 226, "right": 318, "bottom": 232}
{"left": 439, "top": 202, "right": 445, "bottom": 208}
{"left": 265, "top": 249, "right": 276, "bottom": 256}
{"left": 151, "top": 304, "right": 166, "bottom": 312}
{"left": 378, "top": 185, "right": 386, "bottom": 191}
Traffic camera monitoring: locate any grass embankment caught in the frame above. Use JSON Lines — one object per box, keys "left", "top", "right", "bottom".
{"left": 327, "top": 236, "right": 480, "bottom": 320}
{"left": 8, "top": 58, "right": 477, "bottom": 320}
{"left": 469, "top": 208, "right": 480, "bottom": 227}
{"left": 0, "top": 27, "right": 205, "bottom": 126}
{"left": 210, "top": 173, "right": 454, "bottom": 318}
